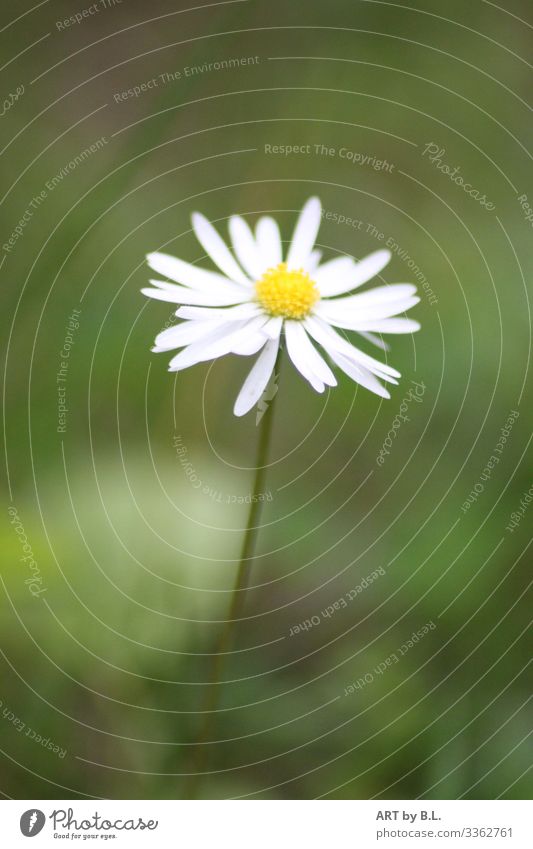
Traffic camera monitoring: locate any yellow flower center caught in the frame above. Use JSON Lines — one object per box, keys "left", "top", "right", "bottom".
{"left": 255, "top": 263, "right": 319, "bottom": 319}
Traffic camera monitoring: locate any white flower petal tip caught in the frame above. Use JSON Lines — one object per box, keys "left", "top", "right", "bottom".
{"left": 351, "top": 249, "right": 391, "bottom": 286}
{"left": 285, "top": 321, "right": 336, "bottom": 392}
{"left": 233, "top": 338, "right": 279, "bottom": 416}
{"left": 191, "top": 212, "right": 251, "bottom": 286}
{"left": 286, "top": 197, "right": 322, "bottom": 270}
{"left": 228, "top": 215, "right": 265, "bottom": 280}
{"left": 372, "top": 248, "right": 391, "bottom": 264}
{"left": 357, "top": 331, "right": 391, "bottom": 352}
{"left": 255, "top": 216, "right": 283, "bottom": 268}
{"left": 143, "top": 197, "right": 421, "bottom": 404}
{"left": 360, "top": 248, "right": 391, "bottom": 268}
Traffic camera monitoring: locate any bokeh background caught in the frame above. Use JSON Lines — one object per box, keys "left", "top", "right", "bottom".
{"left": 1, "top": 0, "right": 531, "bottom": 800}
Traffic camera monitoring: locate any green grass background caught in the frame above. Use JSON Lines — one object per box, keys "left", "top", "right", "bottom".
{"left": 1, "top": 0, "right": 531, "bottom": 799}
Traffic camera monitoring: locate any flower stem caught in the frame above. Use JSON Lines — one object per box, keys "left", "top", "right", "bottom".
{"left": 184, "top": 352, "right": 282, "bottom": 798}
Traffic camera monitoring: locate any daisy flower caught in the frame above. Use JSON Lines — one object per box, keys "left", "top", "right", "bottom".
{"left": 142, "top": 197, "right": 420, "bottom": 416}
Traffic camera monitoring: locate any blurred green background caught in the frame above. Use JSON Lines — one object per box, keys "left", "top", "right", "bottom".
{"left": 1, "top": 0, "right": 531, "bottom": 799}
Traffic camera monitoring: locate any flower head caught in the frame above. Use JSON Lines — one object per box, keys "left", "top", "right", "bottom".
{"left": 142, "top": 198, "right": 421, "bottom": 416}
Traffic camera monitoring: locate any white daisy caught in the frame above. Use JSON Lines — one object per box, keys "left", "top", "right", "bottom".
{"left": 142, "top": 197, "right": 421, "bottom": 416}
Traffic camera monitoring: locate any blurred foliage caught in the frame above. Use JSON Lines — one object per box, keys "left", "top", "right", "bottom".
{"left": 1, "top": 0, "right": 531, "bottom": 799}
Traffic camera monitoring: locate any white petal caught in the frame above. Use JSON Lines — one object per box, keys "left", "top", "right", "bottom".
{"left": 318, "top": 249, "right": 391, "bottom": 296}
{"left": 232, "top": 335, "right": 267, "bottom": 356}
{"left": 191, "top": 212, "right": 252, "bottom": 286}
{"left": 286, "top": 197, "right": 322, "bottom": 270}
{"left": 142, "top": 281, "right": 245, "bottom": 306}
{"left": 352, "top": 318, "right": 421, "bottom": 334}
{"left": 351, "top": 248, "right": 391, "bottom": 284}
{"left": 176, "top": 303, "right": 259, "bottom": 321}
{"left": 255, "top": 216, "right": 282, "bottom": 269}
{"left": 152, "top": 319, "right": 220, "bottom": 352}
{"left": 314, "top": 256, "right": 357, "bottom": 296}
{"left": 331, "top": 283, "right": 416, "bottom": 304}
{"left": 328, "top": 349, "right": 391, "bottom": 399}
{"left": 167, "top": 321, "right": 247, "bottom": 370}
{"left": 168, "top": 316, "right": 268, "bottom": 371}
{"left": 357, "top": 331, "right": 390, "bottom": 351}
{"left": 323, "top": 283, "right": 417, "bottom": 308}
{"left": 286, "top": 321, "right": 337, "bottom": 386}
{"left": 307, "top": 249, "right": 322, "bottom": 273}
{"left": 233, "top": 338, "right": 280, "bottom": 416}
{"left": 316, "top": 297, "right": 420, "bottom": 327}
{"left": 263, "top": 316, "right": 283, "bottom": 340}
{"left": 228, "top": 216, "right": 264, "bottom": 280}
{"left": 284, "top": 321, "right": 325, "bottom": 393}
{"left": 203, "top": 317, "right": 269, "bottom": 361}
{"left": 146, "top": 251, "right": 244, "bottom": 296}
{"left": 304, "top": 316, "right": 400, "bottom": 382}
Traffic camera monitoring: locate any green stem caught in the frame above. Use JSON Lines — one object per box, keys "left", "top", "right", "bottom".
{"left": 184, "top": 351, "right": 282, "bottom": 798}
